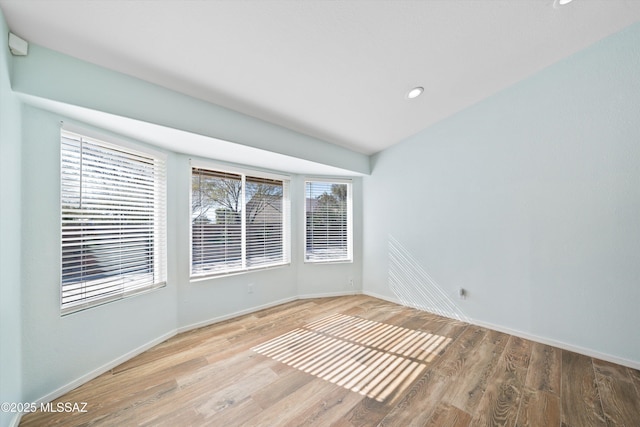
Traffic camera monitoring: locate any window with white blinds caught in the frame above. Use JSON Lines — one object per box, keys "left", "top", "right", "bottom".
{"left": 191, "top": 165, "right": 290, "bottom": 277}
{"left": 305, "top": 180, "right": 352, "bottom": 263}
{"left": 61, "top": 130, "right": 167, "bottom": 315}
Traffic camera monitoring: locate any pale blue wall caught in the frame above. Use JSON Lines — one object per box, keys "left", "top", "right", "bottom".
{"left": 0, "top": 10, "right": 23, "bottom": 427}
{"left": 17, "top": 107, "right": 363, "bottom": 403}
{"left": 20, "top": 107, "right": 179, "bottom": 402}
{"left": 173, "top": 158, "right": 363, "bottom": 330}
{"left": 11, "top": 44, "right": 369, "bottom": 175}
{"left": 4, "top": 36, "right": 363, "bottom": 413}
{"left": 173, "top": 154, "right": 301, "bottom": 329}
{"left": 297, "top": 178, "right": 363, "bottom": 297}
{"left": 363, "top": 23, "right": 640, "bottom": 364}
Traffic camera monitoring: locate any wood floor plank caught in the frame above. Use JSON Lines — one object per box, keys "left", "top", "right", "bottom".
{"left": 384, "top": 307, "right": 439, "bottom": 331}
{"left": 468, "top": 336, "right": 531, "bottom": 427}
{"left": 194, "top": 397, "right": 264, "bottom": 427}
{"left": 435, "top": 326, "right": 487, "bottom": 379}
{"left": 441, "top": 329, "right": 510, "bottom": 414}
{"left": 193, "top": 362, "right": 278, "bottom": 417}
{"left": 339, "top": 311, "right": 470, "bottom": 427}
{"left": 593, "top": 359, "right": 640, "bottom": 426}
{"left": 23, "top": 380, "right": 176, "bottom": 427}
{"left": 178, "top": 352, "right": 267, "bottom": 390}
{"left": 344, "top": 396, "right": 395, "bottom": 427}
{"left": 98, "top": 357, "right": 207, "bottom": 401}
{"left": 593, "top": 359, "right": 634, "bottom": 382}
{"left": 354, "top": 303, "right": 406, "bottom": 323}
{"left": 111, "top": 323, "right": 240, "bottom": 375}
{"left": 628, "top": 367, "right": 640, "bottom": 396}
{"left": 18, "top": 296, "right": 639, "bottom": 427}
{"left": 253, "top": 300, "right": 318, "bottom": 319}
{"left": 376, "top": 326, "right": 486, "bottom": 427}
{"left": 177, "top": 355, "right": 279, "bottom": 409}
{"left": 310, "top": 296, "right": 372, "bottom": 319}
{"left": 423, "top": 402, "right": 472, "bottom": 427}
{"left": 560, "top": 351, "right": 607, "bottom": 427}
{"left": 525, "top": 342, "right": 561, "bottom": 395}
{"left": 137, "top": 406, "right": 206, "bottom": 427}
{"left": 252, "top": 369, "right": 314, "bottom": 409}
{"left": 242, "top": 375, "right": 339, "bottom": 426}
{"left": 282, "top": 382, "right": 362, "bottom": 427}
{"left": 80, "top": 379, "right": 178, "bottom": 425}
{"left": 515, "top": 389, "right": 560, "bottom": 427}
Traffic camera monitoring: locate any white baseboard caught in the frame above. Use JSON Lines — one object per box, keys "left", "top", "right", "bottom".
{"left": 33, "top": 330, "right": 177, "bottom": 406}
{"left": 363, "top": 290, "right": 640, "bottom": 370}
{"left": 7, "top": 413, "right": 21, "bottom": 427}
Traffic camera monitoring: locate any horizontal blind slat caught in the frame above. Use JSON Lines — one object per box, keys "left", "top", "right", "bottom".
{"left": 61, "top": 130, "right": 166, "bottom": 314}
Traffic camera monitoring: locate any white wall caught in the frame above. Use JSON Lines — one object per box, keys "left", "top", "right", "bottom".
{"left": 363, "top": 23, "right": 640, "bottom": 366}
{"left": 0, "top": 10, "right": 23, "bottom": 427}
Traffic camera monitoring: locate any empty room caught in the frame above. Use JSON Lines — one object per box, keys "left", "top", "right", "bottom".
{"left": 1, "top": 1, "right": 639, "bottom": 426}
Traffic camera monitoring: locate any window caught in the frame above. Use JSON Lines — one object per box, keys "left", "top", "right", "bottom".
{"left": 191, "top": 164, "right": 290, "bottom": 277}
{"left": 305, "top": 180, "right": 352, "bottom": 262}
{"left": 61, "top": 130, "right": 167, "bottom": 314}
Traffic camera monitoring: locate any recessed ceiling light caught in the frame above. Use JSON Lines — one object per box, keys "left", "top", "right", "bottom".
{"left": 554, "top": 0, "right": 574, "bottom": 7}
{"left": 407, "top": 87, "right": 424, "bottom": 99}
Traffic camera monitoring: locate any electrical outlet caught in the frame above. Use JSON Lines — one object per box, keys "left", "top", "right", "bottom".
{"left": 248, "top": 283, "right": 254, "bottom": 294}
{"left": 348, "top": 279, "right": 354, "bottom": 288}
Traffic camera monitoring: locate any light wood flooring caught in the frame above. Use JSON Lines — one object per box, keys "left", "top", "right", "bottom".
{"left": 20, "top": 295, "right": 640, "bottom": 426}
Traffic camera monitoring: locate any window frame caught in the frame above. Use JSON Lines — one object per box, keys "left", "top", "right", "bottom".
{"left": 303, "top": 178, "right": 353, "bottom": 264}
{"left": 190, "top": 160, "right": 291, "bottom": 280}
{"left": 60, "top": 127, "right": 167, "bottom": 315}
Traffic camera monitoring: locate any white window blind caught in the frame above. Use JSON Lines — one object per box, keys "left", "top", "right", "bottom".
{"left": 61, "top": 130, "right": 166, "bottom": 314}
{"left": 245, "top": 175, "right": 289, "bottom": 268}
{"left": 191, "top": 166, "right": 290, "bottom": 277}
{"left": 305, "top": 180, "right": 352, "bottom": 262}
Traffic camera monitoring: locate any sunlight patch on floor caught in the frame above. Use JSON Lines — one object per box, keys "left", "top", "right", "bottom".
{"left": 252, "top": 313, "right": 451, "bottom": 402}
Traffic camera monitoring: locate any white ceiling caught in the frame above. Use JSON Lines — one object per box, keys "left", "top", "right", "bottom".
{"left": 2, "top": 0, "right": 640, "bottom": 155}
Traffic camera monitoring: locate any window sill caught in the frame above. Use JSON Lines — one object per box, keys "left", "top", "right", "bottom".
{"left": 303, "top": 259, "right": 353, "bottom": 265}
{"left": 190, "top": 262, "right": 291, "bottom": 283}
